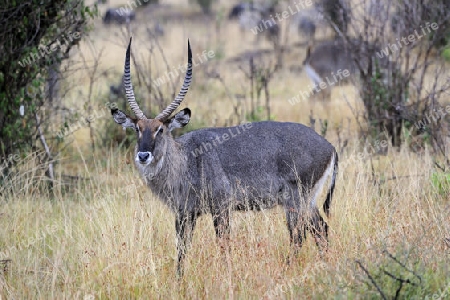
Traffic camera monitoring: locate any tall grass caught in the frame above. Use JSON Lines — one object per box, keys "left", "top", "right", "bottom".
{"left": 0, "top": 144, "right": 448, "bottom": 299}
{"left": 1, "top": 1, "right": 449, "bottom": 298}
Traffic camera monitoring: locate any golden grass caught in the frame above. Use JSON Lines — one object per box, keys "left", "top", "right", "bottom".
{"left": 1, "top": 1, "right": 450, "bottom": 298}
{"left": 0, "top": 144, "right": 449, "bottom": 299}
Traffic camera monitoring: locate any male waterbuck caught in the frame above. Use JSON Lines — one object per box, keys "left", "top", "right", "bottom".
{"left": 111, "top": 38, "right": 338, "bottom": 274}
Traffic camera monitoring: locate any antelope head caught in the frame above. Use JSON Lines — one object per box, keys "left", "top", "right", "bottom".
{"left": 111, "top": 38, "right": 192, "bottom": 166}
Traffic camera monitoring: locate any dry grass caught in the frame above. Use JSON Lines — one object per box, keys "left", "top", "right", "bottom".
{"left": 1, "top": 0, "right": 450, "bottom": 299}
{"left": 0, "top": 145, "right": 449, "bottom": 299}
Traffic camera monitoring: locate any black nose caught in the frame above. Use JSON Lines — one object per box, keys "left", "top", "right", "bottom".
{"left": 138, "top": 152, "right": 149, "bottom": 162}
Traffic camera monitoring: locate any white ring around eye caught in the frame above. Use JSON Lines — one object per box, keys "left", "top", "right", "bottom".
{"left": 153, "top": 125, "right": 163, "bottom": 138}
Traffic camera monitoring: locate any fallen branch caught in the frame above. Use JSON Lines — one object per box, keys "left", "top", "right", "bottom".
{"left": 35, "top": 112, "right": 54, "bottom": 185}
{"left": 356, "top": 260, "right": 387, "bottom": 300}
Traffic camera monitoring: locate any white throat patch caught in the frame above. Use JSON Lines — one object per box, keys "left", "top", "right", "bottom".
{"left": 144, "top": 156, "right": 165, "bottom": 181}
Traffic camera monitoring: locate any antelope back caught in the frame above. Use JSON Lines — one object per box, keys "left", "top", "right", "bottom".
{"left": 303, "top": 40, "right": 355, "bottom": 77}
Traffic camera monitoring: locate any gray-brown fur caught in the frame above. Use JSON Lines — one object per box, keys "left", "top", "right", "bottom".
{"left": 135, "top": 132, "right": 189, "bottom": 209}
{"left": 111, "top": 39, "right": 338, "bottom": 275}
{"left": 302, "top": 38, "right": 393, "bottom": 100}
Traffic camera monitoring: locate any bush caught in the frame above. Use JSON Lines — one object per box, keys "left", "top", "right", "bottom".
{"left": 189, "top": 0, "right": 217, "bottom": 14}
{"left": 336, "top": 0, "right": 450, "bottom": 149}
{"left": 0, "top": 0, "right": 96, "bottom": 177}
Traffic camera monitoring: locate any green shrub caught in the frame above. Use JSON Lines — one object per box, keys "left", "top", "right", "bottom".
{"left": 431, "top": 172, "right": 450, "bottom": 195}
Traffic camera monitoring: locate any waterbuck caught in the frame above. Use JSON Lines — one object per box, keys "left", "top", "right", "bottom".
{"left": 111, "top": 38, "right": 338, "bottom": 274}
{"left": 302, "top": 38, "right": 395, "bottom": 101}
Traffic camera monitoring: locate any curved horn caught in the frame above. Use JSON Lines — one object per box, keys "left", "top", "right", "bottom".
{"left": 124, "top": 37, "right": 146, "bottom": 120}
{"left": 155, "top": 40, "right": 192, "bottom": 121}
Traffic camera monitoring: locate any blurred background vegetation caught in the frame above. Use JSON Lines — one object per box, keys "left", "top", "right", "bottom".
{"left": 0, "top": 0, "right": 449, "bottom": 298}
{"left": 1, "top": 0, "right": 449, "bottom": 188}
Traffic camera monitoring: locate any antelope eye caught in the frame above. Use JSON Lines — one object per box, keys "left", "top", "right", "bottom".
{"left": 154, "top": 125, "right": 163, "bottom": 137}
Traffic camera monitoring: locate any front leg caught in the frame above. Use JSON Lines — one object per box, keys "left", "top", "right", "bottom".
{"left": 175, "top": 211, "right": 197, "bottom": 277}
{"left": 211, "top": 204, "right": 231, "bottom": 256}
{"left": 212, "top": 207, "right": 230, "bottom": 240}
{"left": 283, "top": 186, "right": 308, "bottom": 261}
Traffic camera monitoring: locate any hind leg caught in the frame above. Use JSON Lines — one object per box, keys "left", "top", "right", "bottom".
{"left": 283, "top": 187, "right": 308, "bottom": 252}
{"left": 212, "top": 207, "right": 230, "bottom": 240}
{"left": 308, "top": 206, "right": 329, "bottom": 253}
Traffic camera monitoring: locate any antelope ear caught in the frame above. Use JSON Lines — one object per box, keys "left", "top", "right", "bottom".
{"left": 165, "top": 108, "right": 191, "bottom": 132}
{"left": 111, "top": 108, "right": 137, "bottom": 130}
